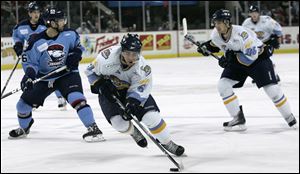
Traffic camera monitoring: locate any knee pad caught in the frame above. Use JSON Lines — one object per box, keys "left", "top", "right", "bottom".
{"left": 16, "top": 98, "right": 33, "bottom": 118}
{"left": 263, "top": 84, "right": 284, "bottom": 102}
{"left": 110, "top": 115, "right": 132, "bottom": 133}
{"left": 217, "top": 78, "right": 237, "bottom": 98}
{"left": 67, "top": 92, "right": 89, "bottom": 112}
{"left": 141, "top": 111, "right": 162, "bottom": 128}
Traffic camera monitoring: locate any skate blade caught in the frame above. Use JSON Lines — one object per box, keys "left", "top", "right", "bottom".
{"left": 8, "top": 134, "right": 28, "bottom": 140}
{"left": 84, "top": 135, "right": 106, "bottom": 143}
{"left": 224, "top": 124, "right": 247, "bottom": 132}
{"left": 290, "top": 125, "right": 298, "bottom": 130}
{"left": 59, "top": 106, "right": 67, "bottom": 111}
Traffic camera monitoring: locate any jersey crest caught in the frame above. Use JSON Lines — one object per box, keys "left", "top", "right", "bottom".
{"left": 47, "top": 44, "right": 66, "bottom": 66}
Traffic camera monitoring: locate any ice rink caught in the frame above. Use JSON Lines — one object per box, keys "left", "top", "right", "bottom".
{"left": 1, "top": 54, "right": 299, "bottom": 173}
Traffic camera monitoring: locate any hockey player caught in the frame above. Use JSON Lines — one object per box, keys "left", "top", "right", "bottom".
{"left": 197, "top": 9, "right": 297, "bottom": 131}
{"left": 12, "top": 2, "right": 67, "bottom": 110}
{"left": 8, "top": 8, "right": 105, "bottom": 142}
{"left": 242, "top": 5, "right": 282, "bottom": 83}
{"left": 85, "top": 33, "right": 185, "bottom": 156}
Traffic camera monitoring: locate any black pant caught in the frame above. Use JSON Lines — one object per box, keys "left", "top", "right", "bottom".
{"left": 221, "top": 52, "right": 278, "bottom": 88}
{"left": 98, "top": 93, "right": 160, "bottom": 124}
{"left": 21, "top": 72, "right": 83, "bottom": 108}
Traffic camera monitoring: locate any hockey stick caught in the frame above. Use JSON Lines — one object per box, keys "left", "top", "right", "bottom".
{"left": 1, "top": 56, "right": 22, "bottom": 98}
{"left": 1, "top": 66, "right": 68, "bottom": 100}
{"left": 182, "top": 18, "right": 220, "bottom": 60}
{"left": 113, "top": 95, "right": 184, "bottom": 172}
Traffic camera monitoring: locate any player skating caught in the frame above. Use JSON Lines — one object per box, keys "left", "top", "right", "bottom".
{"left": 9, "top": 7, "right": 104, "bottom": 142}
{"left": 85, "top": 33, "right": 185, "bottom": 156}
{"left": 242, "top": 5, "right": 282, "bottom": 83}
{"left": 12, "top": 2, "right": 67, "bottom": 110}
{"left": 197, "top": 9, "right": 297, "bottom": 131}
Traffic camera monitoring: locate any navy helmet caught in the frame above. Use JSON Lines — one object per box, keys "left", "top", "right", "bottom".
{"left": 249, "top": 5, "right": 260, "bottom": 13}
{"left": 28, "top": 2, "right": 40, "bottom": 12}
{"left": 120, "top": 33, "right": 143, "bottom": 52}
{"left": 43, "top": 8, "right": 65, "bottom": 26}
{"left": 212, "top": 9, "right": 232, "bottom": 23}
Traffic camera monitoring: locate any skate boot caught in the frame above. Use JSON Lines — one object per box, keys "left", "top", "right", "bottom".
{"left": 162, "top": 140, "right": 185, "bottom": 156}
{"left": 285, "top": 114, "right": 297, "bottom": 129}
{"left": 83, "top": 123, "right": 105, "bottom": 142}
{"left": 58, "top": 97, "right": 67, "bottom": 111}
{"left": 223, "top": 106, "right": 247, "bottom": 131}
{"left": 130, "top": 126, "right": 147, "bottom": 148}
{"left": 276, "top": 74, "right": 281, "bottom": 83}
{"left": 9, "top": 119, "right": 34, "bottom": 139}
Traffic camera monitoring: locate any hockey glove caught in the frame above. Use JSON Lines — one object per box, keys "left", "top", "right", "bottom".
{"left": 197, "top": 41, "right": 210, "bottom": 56}
{"left": 13, "top": 42, "right": 23, "bottom": 57}
{"left": 218, "top": 50, "right": 236, "bottom": 68}
{"left": 121, "top": 98, "right": 142, "bottom": 120}
{"left": 21, "top": 67, "right": 36, "bottom": 91}
{"left": 218, "top": 56, "right": 228, "bottom": 68}
{"left": 99, "top": 79, "right": 120, "bottom": 103}
{"left": 267, "top": 34, "right": 280, "bottom": 49}
{"left": 66, "top": 47, "right": 82, "bottom": 70}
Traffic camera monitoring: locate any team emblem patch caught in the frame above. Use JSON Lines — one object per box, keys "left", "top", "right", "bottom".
{"left": 47, "top": 44, "right": 66, "bottom": 66}
{"left": 240, "top": 31, "right": 249, "bottom": 41}
{"left": 141, "top": 65, "right": 151, "bottom": 76}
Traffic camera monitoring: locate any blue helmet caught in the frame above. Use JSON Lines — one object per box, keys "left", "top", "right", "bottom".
{"left": 120, "top": 33, "right": 142, "bottom": 52}
{"left": 28, "top": 2, "right": 40, "bottom": 12}
{"left": 249, "top": 5, "right": 260, "bottom": 13}
{"left": 43, "top": 8, "right": 65, "bottom": 26}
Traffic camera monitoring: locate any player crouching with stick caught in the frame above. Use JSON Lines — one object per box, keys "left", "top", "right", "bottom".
{"left": 85, "top": 33, "right": 185, "bottom": 156}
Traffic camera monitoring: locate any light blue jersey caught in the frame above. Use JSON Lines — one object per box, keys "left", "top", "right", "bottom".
{"left": 12, "top": 19, "right": 47, "bottom": 47}
{"left": 22, "top": 29, "right": 84, "bottom": 80}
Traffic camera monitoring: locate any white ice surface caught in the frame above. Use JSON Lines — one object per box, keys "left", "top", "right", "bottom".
{"left": 1, "top": 54, "right": 299, "bottom": 173}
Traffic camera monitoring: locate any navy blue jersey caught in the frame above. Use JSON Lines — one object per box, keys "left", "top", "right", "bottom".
{"left": 22, "top": 29, "right": 84, "bottom": 80}
{"left": 12, "top": 19, "right": 47, "bottom": 46}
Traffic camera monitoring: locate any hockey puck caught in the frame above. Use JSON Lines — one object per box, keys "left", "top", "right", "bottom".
{"left": 170, "top": 168, "right": 179, "bottom": 172}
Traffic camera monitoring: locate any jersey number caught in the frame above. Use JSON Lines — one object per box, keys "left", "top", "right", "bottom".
{"left": 245, "top": 47, "right": 257, "bottom": 56}
{"left": 21, "top": 54, "right": 28, "bottom": 62}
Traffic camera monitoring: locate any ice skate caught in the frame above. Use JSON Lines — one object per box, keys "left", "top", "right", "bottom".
{"left": 223, "top": 106, "right": 247, "bottom": 131}
{"left": 162, "top": 140, "right": 185, "bottom": 156}
{"left": 58, "top": 97, "right": 67, "bottom": 111}
{"left": 83, "top": 123, "right": 105, "bottom": 142}
{"left": 285, "top": 114, "right": 297, "bottom": 129}
{"left": 130, "top": 126, "right": 147, "bottom": 148}
{"left": 9, "top": 119, "right": 34, "bottom": 139}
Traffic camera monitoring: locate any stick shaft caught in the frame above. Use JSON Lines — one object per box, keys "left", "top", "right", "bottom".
{"left": 1, "top": 57, "right": 21, "bottom": 97}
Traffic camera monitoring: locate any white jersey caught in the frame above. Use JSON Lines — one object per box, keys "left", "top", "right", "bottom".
{"left": 242, "top": 15, "right": 283, "bottom": 42}
{"left": 211, "top": 25, "right": 264, "bottom": 66}
{"left": 85, "top": 45, "right": 152, "bottom": 104}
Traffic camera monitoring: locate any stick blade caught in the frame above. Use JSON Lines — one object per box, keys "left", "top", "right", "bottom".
{"left": 182, "top": 18, "right": 187, "bottom": 36}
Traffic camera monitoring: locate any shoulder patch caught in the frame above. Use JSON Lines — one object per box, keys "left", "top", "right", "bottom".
{"left": 240, "top": 31, "right": 249, "bottom": 41}
{"left": 101, "top": 49, "right": 111, "bottom": 59}
{"left": 141, "top": 65, "right": 151, "bottom": 76}
{"left": 25, "top": 31, "right": 45, "bottom": 51}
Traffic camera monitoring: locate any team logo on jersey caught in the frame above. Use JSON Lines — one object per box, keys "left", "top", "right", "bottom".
{"left": 109, "top": 75, "right": 130, "bottom": 90}
{"left": 47, "top": 44, "right": 66, "bottom": 66}
{"left": 255, "top": 31, "right": 264, "bottom": 40}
